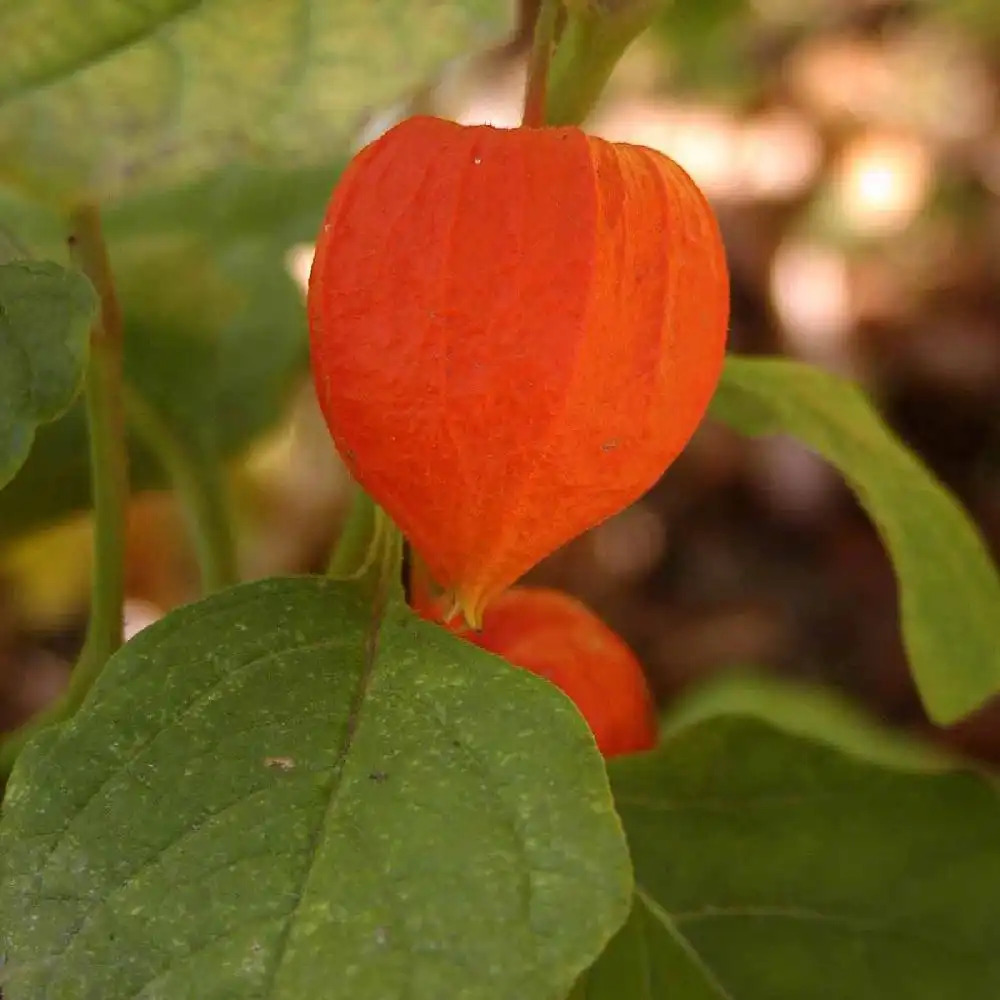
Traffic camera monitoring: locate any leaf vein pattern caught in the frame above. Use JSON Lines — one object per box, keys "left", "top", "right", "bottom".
{"left": 32, "top": 636, "right": 346, "bottom": 882}
{"left": 415, "top": 685, "right": 538, "bottom": 958}
{"left": 256, "top": 589, "right": 387, "bottom": 995}
{"left": 636, "top": 888, "right": 735, "bottom": 1000}
{"left": 2, "top": 0, "right": 205, "bottom": 102}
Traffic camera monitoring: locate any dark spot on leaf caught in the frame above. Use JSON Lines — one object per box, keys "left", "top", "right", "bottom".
{"left": 369, "top": 770, "right": 389, "bottom": 783}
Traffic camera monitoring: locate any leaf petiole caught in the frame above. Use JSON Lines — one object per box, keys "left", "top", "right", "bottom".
{"left": 66, "top": 202, "right": 129, "bottom": 712}
{"left": 0, "top": 204, "right": 130, "bottom": 778}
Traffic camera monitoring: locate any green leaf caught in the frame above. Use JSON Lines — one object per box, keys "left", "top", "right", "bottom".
{"left": 0, "top": 576, "right": 632, "bottom": 999}
{"left": 661, "top": 670, "right": 955, "bottom": 774}
{"left": 652, "top": 0, "right": 754, "bottom": 97}
{"left": 710, "top": 356, "right": 1000, "bottom": 725}
{"left": 579, "top": 717, "right": 1000, "bottom": 999}
{"left": 572, "top": 897, "right": 724, "bottom": 999}
{"left": 0, "top": 163, "right": 338, "bottom": 542}
{"left": 0, "top": 260, "right": 96, "bottom": 491}
{"left": 0, "top": 0, "right": 507, "bottom": 203}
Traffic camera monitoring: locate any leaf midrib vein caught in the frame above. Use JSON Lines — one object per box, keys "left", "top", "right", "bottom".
{"left": 257, "top": 588, "right": 390, "bottom": 996}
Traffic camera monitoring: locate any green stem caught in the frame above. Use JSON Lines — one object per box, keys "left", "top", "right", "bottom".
{"left": 125, "top": 387, "right": 238, "bottom": 593}
{"left": 546, "top": 0, "right": 657, "bottom": 127}
{"left": 67, "top": 203, "right": 129, "bottom": 711}
{"left": 1, "top": 204, "right": 130, "bottom": 778}
{"left": 327, "top": 486, "right": 381, "bottom": 579}
{"left": 522, "top": 0, "right": 562, "bottom": 127}
{"left": 375, "top": 511, "right": 405, "bottom": 610}
{"left": 326, "top": 487, "right": 406, "bottom": 611}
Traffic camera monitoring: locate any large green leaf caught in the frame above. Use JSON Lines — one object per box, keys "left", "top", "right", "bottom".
{"left": 0, "top": 0, "right": 507, "bottom": 203}
{"left": 710, "top": 357, "right": 1000, "bottom": 725}
{"left": 0, "top": 576, "right": 632, "bottom": 999}
{"left": 0, "top": 260, "right": 96, "bottom": 491}
{"left": 0, "top": 163, "right": 338, "bottom": 541}
{"left": 576, "top": 717, "right": 1000, "bottom": 999}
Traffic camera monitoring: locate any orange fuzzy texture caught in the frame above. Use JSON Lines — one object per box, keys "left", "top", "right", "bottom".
{"left": 309, "top": 116, "right": 729, "bottom": 626}
{"left": 417, "top": 585, "right": 658, "bottom": 758}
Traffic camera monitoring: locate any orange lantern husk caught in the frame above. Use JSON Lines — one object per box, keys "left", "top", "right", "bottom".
{"left": 415, "top": 584, "right": 658, "bottom": 758}
{"left": 309, "top": 116, "right": 729, "bottom": 627}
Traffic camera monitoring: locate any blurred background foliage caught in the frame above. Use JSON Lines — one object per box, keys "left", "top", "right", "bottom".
{"left": 2, "top": 0, "right": 999, "bottom": 760}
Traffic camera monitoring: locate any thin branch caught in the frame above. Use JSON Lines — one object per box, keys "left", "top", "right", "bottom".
{"left": 522, "top": 0, "right": 562, "bottom": 127}
{"left": 66, "top": 203, "right": 129, "bottom": 710}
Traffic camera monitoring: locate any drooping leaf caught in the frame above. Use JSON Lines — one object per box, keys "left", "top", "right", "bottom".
{"left": 0, "top": 260, "right": 96, "bottom": 491}
{"left": 710, "top": 356, "right": 1000, "bottom": 725}
{"left": 661, "top": 670, "right": 954, "bottom": 773}
{"left": 0, "top": 163, "right": 339, "bottom": 541}
{"left": 577, "top": 717, "right": 1000, "bottom": 999}
{"left": 0, "top": 576, "right": 632, "bottom": 999}
{"left": 0, "top": 0, "right": 508, "bottom": 203}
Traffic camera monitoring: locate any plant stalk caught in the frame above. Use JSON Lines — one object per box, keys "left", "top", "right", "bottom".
{"left": 546, "top": 0, "right": 657, "bottom": 127}
{"left": 125, "top": 387, "right": 238, "bottom": 593}
{"left": 328, "top": 485, "right": 381, "bottom": 580}
{"left": 0, "top": 204, "right": 130, "bottom": 778}
{"left": 522, "top": 0, "right": 562, "bottom": 126}
{"left": 67, "top": 203, "right": 129, "bottom": 710}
